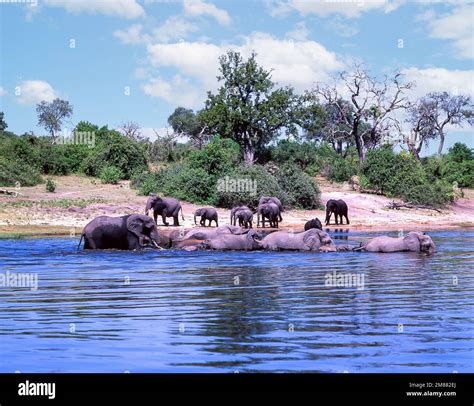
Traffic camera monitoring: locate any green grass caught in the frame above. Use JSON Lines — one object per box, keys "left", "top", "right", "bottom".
{"left": 0, "top": 197, "right": 105, "bottom": 209}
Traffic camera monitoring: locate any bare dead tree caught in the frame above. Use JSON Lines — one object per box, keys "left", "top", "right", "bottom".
{"left": 119, "top": 120, "right": 143, "bottom": 141}
{"left": 311, "top": 64, "right": 414, "bottom": 162}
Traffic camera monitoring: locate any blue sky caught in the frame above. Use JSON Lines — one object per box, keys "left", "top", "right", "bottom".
{"left": 0, "top": 0, "right": 473, "bottom": 155}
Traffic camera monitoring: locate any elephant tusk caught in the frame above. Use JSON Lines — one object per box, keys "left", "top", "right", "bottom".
{"left": 152, "top": 240, "right": 164, "bottom": 250}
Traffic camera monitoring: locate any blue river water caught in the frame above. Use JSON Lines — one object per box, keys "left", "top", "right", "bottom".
{"left": 0, "top": 229, "right": 472, "bottom": 372}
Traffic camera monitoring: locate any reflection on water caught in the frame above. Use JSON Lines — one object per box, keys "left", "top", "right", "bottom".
{"left": 0, "top": 230, "right": 473, "bottom": 372}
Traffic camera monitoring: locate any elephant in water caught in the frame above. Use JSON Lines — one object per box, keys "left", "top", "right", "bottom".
{"left": 304, "top": 218, "right": 323, "bottom": 231}
{"left": 203, "top": 229, "right": 262, "bottom": 251}
{"left": 355, "top": 231, "right": 436, "bottom": 254}
{"left": 145, "top": 194, "right": 184, "bottom": 226}
{"left": 194, "top": 207, "right": 219, "bottom": 227}
{"left": 259, "top": 196, "right": 283, "bottom": 222}
{"left": 258, "top": 229, "right": 337, "bottom": 252}
{"left": 177, "top": 225, "right": 247, "bottom": 241}
{"left": 78, "top": 214, "right": 161, "bottom": 250}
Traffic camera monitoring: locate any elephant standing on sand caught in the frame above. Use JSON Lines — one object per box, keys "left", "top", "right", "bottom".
{"left": 258, "top": 229, "right": 336, "bottom": 252}
{"left": 230, "top": 206, "right": 250, "bottom": 226}
{"left": 145, "top": 194, "right": 184, "bottom": 226}
{"left": 257, "top": 202, "right": 280, "bottom": 228}
{"left": 325, "top": 199, "right": 349, "bottom": 225}
{"left": 203, "top": 229, "right": 262, "bottom": 251}
{"left": 355, "top": 232, "right": 436, "bottom": 254}
{"left": 259, "top": 196, "right": 283, "bottom": 222}
{"left": 78, "top": 214, "right": 161, "bottom": 250}
{"left": 235, "top": 208, "right": 253, "bottom": 228}
{"left": 194, "top": 208, "right": 219, "bottom": 227}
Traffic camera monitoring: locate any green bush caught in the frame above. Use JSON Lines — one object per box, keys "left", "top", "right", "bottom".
{"left": 361, "top": 146, "right": 453, "bottom": 207}
{"left": 82, "top": 130, "right": 148, "bottom": 179}
{"left": 274, "top": 163, "right": 321, "bottom": 209}
{"left": 271, "top": 140, "right": 319, "bottom": 169}
{"left": 0, "top": 159, "right": 43, "bottom": 187}
{"left": 99, "top": 166, "right": 123, "bottom": 184}
{"left": 216, "top": 164, "right": 288, "bottom": 209}
{"left": 45, "top": 178, "right": 56, "bottom": 192}
{"left": 327, "top": 151, "right": 359, "bottom": 183}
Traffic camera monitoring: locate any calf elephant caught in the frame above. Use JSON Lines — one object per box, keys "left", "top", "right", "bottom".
{"left": 145, "top": 194, "right": 184, "bottom": 226}
{"left": 325, "top": 199, "right": 349, "bottom": 225}
{"left": 177, "top": 225, "right": 247, "bottom": 242}
{"left": 259, "top": 196, "right": 283, "bottom": 222}
{"left": 258, "top": 229, "right": 336, "bottom": 252}
{"left": 257, "top": 202, "right": 280, "bottom": 228}
{"left": 235, "top": 208, "right": 253, "bottom": 229}
{"left": 78, "top": 214, "right": 161, "bottom": 250}
{"left": 194, "top": 207, "right": 219, "bottom": 227}
{"left": 203, "top": 230, "right": 262, "bottom": 251}
{"left": 230, "top": 206, "right": 250, "bottom": 226}
{"left": 304, "top": 218, "right": 323, "bottom": 231}
{"left": 355, "top": 231, "right": 436, "bottom": 254}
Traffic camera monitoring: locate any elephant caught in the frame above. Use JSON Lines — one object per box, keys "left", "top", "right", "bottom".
{"left": 325, "top": 199, "right": 349, "bottom": 225}
{"left": 257, "top": 202, "right": 280, "bottom": 228}
{"left": 230, "top": 206, "right": 250, "bottom": 226}
{"left": 258, "top": 228, "right": 336, "bottom": 252}
{"left": 355, "top": 231, "right": 436, "bottom": 254}
{"left": 145, "top": 194, "right": 184, "bottom": 226}
{"left": 177, "top": 225, "right": 247, "bottom": 242}
{"left": 203, "top": 229, "right": 262, "bottom": 251}
{"left": 259, "top": 196, "right": 283, "bottom": 222}
{"left": 235, "top": 208, "right": 253, "bottom": 229}
{"left": 304, "top": 218, "right": 323, "bottom": 231}
{"left": 78, "top": 214, "right": 161, "bottom": 250}
{"left": 194, "top": 207, "right": 219, "bottom": 227}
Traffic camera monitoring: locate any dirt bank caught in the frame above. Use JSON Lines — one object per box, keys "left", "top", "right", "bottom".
{"left": 0, "top": 175, "right": 473, "bottom": 237}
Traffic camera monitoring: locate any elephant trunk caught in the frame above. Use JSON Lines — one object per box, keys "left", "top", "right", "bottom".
{"left": 145, "top": 200, "right": 152, "bottom": 215}
{"left": 194, "top": 214, "right": 197, "bottom": 225}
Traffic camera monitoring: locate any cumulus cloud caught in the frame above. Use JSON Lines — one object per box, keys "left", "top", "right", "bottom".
{"left": 424, "top": 5, "right": 474, "bottom": 60}
{"left": 142, "top": 75, "right": 203, "bottom": 108}
{"left": 114, "top": 24, "right": 149, "bottom": 45}
{"left": 143, "top": 32, "right": 344, "bottom": 107}
{"left": 401, "top": 67, "right": 474, "bottom": 99}
{"left": 267, "top": 0, "right": 400, "bottom": 18}
{"left": 183, "top": 0, "right": 231, "bottom": 26}
{"left": 43, "top": 0, "right": 144, "bottom": 19}
{"left": 0, "top": 86, "right": 7, "bottom": 97}
{"left": 15, "top": 80, "right": 57, "bottom": 105}
{"left": 286, "top": 21, "right": 309, "bottom": 41}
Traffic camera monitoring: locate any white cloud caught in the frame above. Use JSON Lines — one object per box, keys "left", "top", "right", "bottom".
{"left": 153, "top": 16, "right": 199, "bottom": 43}
{"left": 143, "top": 33, "right": 344, "bottom": 106}
{"left": 327, "top": 17, "right": 359, "bottom": 37}
{"left": 401, "top": 67, "right": 474, "bottom": 99}
{"left": 425, "top": 5, "right": 474, "bottom": 60}
{"left": 15, "top": 80, "right": 58, "bottom": 105}
{"left": 43, "top": 0, "right": 144, "bottom": 19}
{"left": 286, "top": 21, "right": 309, "bottom": 41}
{"left": 183, "top": 0, "right": 231, "bottom": 26}
{"left": 267, "top": 0, "right": 400, "bottom": 18}
{"left": 0, "top": 86, "right": 7, "bottom": 97}
{"left": 114, "top": 24, "right": 149, "bottom": 45}
{"left": 142, "top": 75, "right": 203, "bottom": 108}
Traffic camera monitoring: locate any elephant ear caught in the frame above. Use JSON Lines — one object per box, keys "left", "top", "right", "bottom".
{"left": 303, "top": 229, "right": 320, "bottom": 248}
{"left": 404, "top": 232, "right": 421, "bottom": 251}
{"left": 127, "top": 215, "right": 144, "bottom": 239}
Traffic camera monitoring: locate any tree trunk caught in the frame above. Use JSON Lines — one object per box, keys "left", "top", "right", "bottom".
{"left": 437, "top": 132, "right": 445, "bottom": 155}
{"left": 243, "top": 135, "right": 255, "bottom": 165}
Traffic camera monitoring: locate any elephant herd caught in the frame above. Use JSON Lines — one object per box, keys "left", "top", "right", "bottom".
{"left": 77, "top": 194, "right": 437, "bottom": 255}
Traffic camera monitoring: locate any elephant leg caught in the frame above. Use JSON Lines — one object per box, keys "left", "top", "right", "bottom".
{"left": 215, "top": 219, "right": 219, "bottom": 227}
{"left": 153, "top": 210, "right": 158, "bottom": 225}
{"left": 173, "top": 214, "right": 180, "bottom": 227}
{"left": 162, "top": 209, "right": 169, "bottom": 226}
{"left": 345, "top": 214, "right": 350, "bottom": 225}
{"left": 335, "top": 213, "right": 339, "bottom": 225}
{"left": 325, "top": 212, "right": 331, "bottom": 225}
{"left": 278, "top": 213, "right": 282, "bottom": 222}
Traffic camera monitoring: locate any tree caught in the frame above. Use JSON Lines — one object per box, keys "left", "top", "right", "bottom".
{"left": 310, "top": 64, "right": 413, "bottom": 163}
{"left": 168, "top": 107, "right": 209, "bottom": 149}
{"left": 200, "top": 51, "right": 302, "bottom": 165}
{"left": 36, "top": 98, "right": 73, "bottom": 143}
{"left": 421, "top": 92, "right": 473, "bottom": 155}
{"left": 0, "top": 112, "right": 7, "bottom": 133}
{"left": 118, "top": 120, "right": 143, "bottom": 142}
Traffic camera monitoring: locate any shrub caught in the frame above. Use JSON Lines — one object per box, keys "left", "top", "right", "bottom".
{"left": 361, "top": 146, "right": 453, "bottom": 207}
{"left": 326, "top": 153, "right": 359, "bottom": 183}
{"left": 271, "top": 140, "right": 319, "bottom": 170}
{"left": 0, "top": 159, "right": 43, "bottom": 187}
{"left": 216, "top": 164, "right": 287, "bottom": 209}
{"left": 275, "top": 163, "right": 321, "bottom": 209}
{"left": 100, "top": 166, "right": 123, "bottom": 184}
{"left": 45, "top": 178, "right": 56, "bottom": 192}
{"left": 82, "top": 130, "right": 148, "bottom": 179}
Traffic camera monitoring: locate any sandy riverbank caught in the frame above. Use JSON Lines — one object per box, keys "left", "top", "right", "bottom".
{"left": 0, "top": 175, "right": 473, "bottom": 238}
